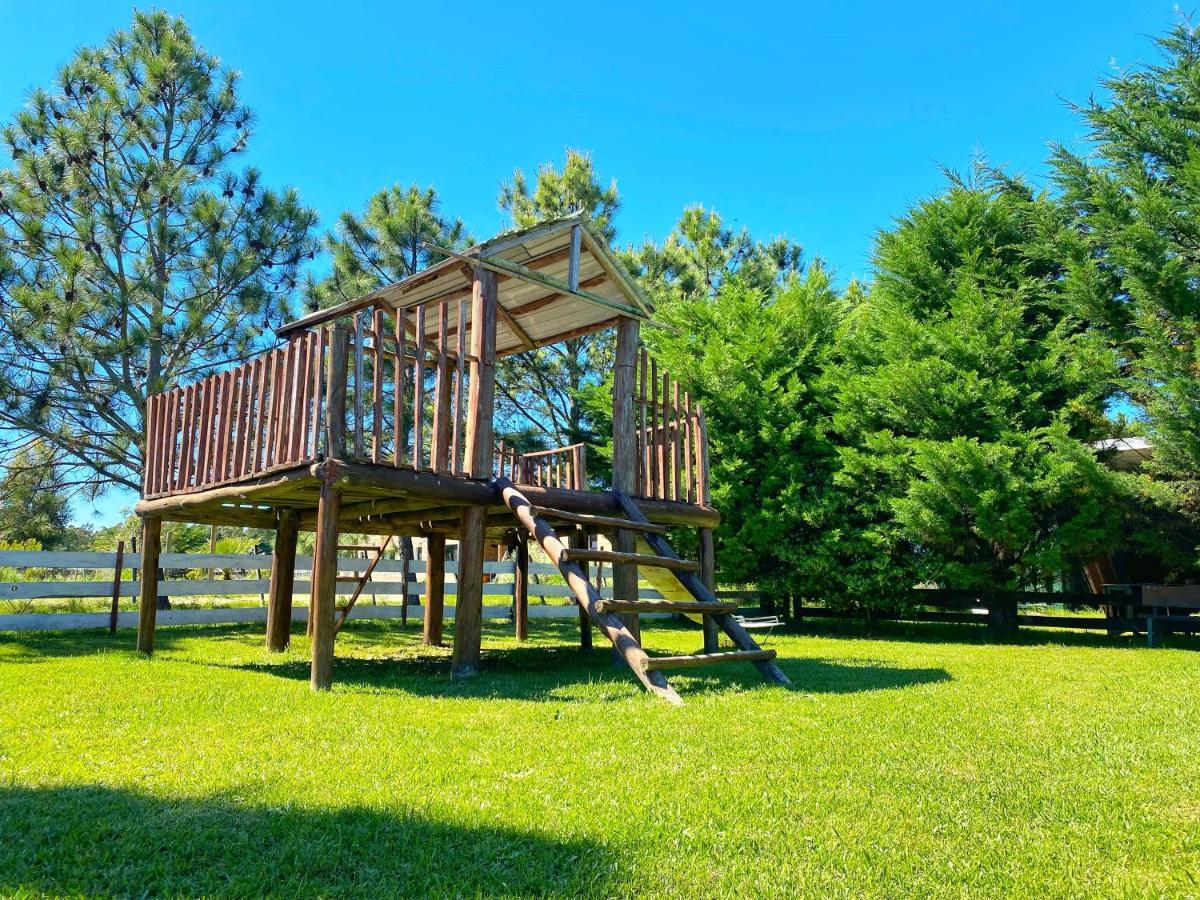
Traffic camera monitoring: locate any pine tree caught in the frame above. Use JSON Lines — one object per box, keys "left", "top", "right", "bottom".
{"left": 495, "top": 150, "right": 620, "bottom": 449}
{"left": 833, "top": 169, "right": 1125, "bottom": 597}
{"left": 0, "top": 442, "right": 73, "bottom": 548}
{"left": 1053, "top": 21, "right": 1200, "bottom": 487}
{"left": 304, "top": 183, "right": 469, "bottom": 310}
{"left": 0, "top": 11, "right": 317, "bottom": 494}
{"left": 642, "top": 265, "right": 848, "bottom": 604}
{"left": 626, "top": 205, "right": 804, "bottom": 303}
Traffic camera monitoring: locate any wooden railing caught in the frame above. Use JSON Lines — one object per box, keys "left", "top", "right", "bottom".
{"left": 144, "top": 330, "right": 326, "bottom": 497}
{"left": 634, "top": 347, "right": 710, "bottom": 505}
{"left": 143, "top": 304, "right": 711, "bottom": 507}
{"left": 494, "top": 442, "right": 587, "bottom": 491}
{"left": 144, "top": 299, "right": 472, "bottom": 498}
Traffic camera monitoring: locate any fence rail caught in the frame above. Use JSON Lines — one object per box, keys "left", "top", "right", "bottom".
{"left": 0, "top": 550, "right": 676, "bottom": 632}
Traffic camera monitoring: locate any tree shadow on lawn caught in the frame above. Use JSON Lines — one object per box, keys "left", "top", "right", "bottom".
{"left": 0, "top": 784, "right": 614, "bottom": 897}
{"left": 0, "top": 623, "right": 237, "bottom": 664}
{"left": 787, "top": 617, "right": 1199, "bottom": 651}
{"left": 196, "top": 621, "right": 951, "bottom": 701}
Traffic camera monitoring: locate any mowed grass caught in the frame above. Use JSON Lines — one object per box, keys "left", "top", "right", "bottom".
{"left": 1, "top": 618, "right": 1198, "bottom": 898}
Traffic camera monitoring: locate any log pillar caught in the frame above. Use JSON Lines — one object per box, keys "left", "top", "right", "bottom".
{"left": 575, "top": 527, "right": 593, "bottom": 651}
{"left": 453, "top": 266, "right": 497, "bottom": 679}
{"left": 310, "top": 476, "right": 342, "bottom": 690}
{"left": 514, "top": 534, "right": 529, "bottom": 642}
{"left": 698, "top": 526, "right": 719, "bottom": 653}
{"left": 423, "top": 531, "right": 446, "bottom": 646}
{"left": 266, "top": 508, "right": 299, "bottom": 652}
{"left": 135, "top": 516, "right": 162, "bottom": 654}
{"left": 310, "top": 324, "right": 348, "bottom": 691}
{"left": 611, "top": 317, "right": 641, "bottom": 658}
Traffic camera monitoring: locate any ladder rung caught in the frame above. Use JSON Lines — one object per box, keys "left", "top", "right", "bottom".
{"left": 641, "top": 649, "right": 776, "bottom": 672}
{"left": 530, "top": 507, "right": 668, "bottom": 534}
{"left": 337, "top": 544, "right": 380, "bottom": 552}
{"left": 335, "top": 575, "right": 365, "bottom": 583}
{"left": 595, "top": 599, "right": 737, "bottom": 615}
{"left": 561, "top": 548, "right": 699, "bottom": 572}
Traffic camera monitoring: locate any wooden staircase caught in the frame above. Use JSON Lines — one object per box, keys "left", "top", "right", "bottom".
{"left": 497, "top": 478, "right": 790, "bottom": 703}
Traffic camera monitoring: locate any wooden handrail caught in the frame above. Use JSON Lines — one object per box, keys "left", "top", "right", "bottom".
{"left": 142, "top": 312, "right": 710, "bottom": 507}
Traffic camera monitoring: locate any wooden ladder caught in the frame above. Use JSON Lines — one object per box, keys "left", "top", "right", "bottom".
{"left": 333, "top": 536, "right": 393, "bottom": 635}
{"left": 497, "top": 478, "right": 790, "bottom": 703}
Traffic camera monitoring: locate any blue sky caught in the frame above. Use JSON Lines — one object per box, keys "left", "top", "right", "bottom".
{"left": 0, "top": 0, "right": 1182, "bottom": 527}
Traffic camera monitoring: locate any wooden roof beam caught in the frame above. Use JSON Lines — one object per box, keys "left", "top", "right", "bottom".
{"left": 423, "top": 242, "right": 648, "bottom": 321}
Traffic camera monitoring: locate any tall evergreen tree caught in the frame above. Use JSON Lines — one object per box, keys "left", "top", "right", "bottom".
{"left": 304, "top": 183, "right": 469, "bottom": 310}
{"left": 495, "top": 150, "right": 620, "bottom": 449}
{"left": 1053, "top": 21, "right": 1200, "bottom": 487}
{"left": 0, "top": 442, "right": 73, "bottom": 548}
{"left": 627, "top": 205, "right": 804, "bottom": 303}
{"left": 833, "top": 170, "right": 1124, "bottom": 597}
{"left": 643, "top": 265, "right": 848, "bottom": 603}
{"left": 0, "top": 10, "right": 317, "bottom": 495}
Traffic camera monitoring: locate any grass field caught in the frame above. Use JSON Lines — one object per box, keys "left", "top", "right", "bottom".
{"left": 1, "top": 618, "right": 1198, "bottom": 897}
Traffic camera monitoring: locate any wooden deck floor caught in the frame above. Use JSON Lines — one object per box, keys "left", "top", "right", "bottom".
{"left": 134, "top": 459, "right": 719, "bottom": 538}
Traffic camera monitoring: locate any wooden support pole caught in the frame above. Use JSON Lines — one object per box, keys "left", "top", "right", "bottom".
{"left": 135, "top": 517, "right": 162, "bottom": 654}
{"left": 453, "top": 267, "right": 497, "bottom": 679}
{"left": 310, "top": 473, "right": 342, "bottom": 690}
{"left": 423, "top": 531, "right": 446, "bottom": 646}
{"left": 108, "top": 539, "right": 124, "bottom": 636}
{"left": 612, "top": 317, "right": 641, "bottom": 651}
{"left": 431, "top": 301, "right": 453, "bottom": 473}
{"left": 514, "top": 534, "right": 529, "bottom": 642}
{"left": 576, "top": 527, "right": 593, "bottom": 651}
{"left": 266, "top": 508, "right": 299, "bottom": 652}
{"left": 453, "top": 507, "right": 486, "bottom": 677}
{"left": 699, "top": 527, "right": 719, "bottom": 654}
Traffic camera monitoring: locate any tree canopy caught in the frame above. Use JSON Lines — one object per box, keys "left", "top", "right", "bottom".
{"left": 832, "top": 170, "right": 1126, "bottom": 596}
{"left": 0, "top": 10, "right": 317, "bottom": 496}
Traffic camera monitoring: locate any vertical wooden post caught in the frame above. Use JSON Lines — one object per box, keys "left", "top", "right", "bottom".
{"left": 310, "top": 325, "right": 349, "bottom": 690}
{"left": 698, "top": 527, "right": 719, "bottom": 653}
{"left": 453, "top": 267, "right": 497, "bottom": 679}
{"left": 432, "top": 301, "right": 453, "bottom": 473}
{"left": 135, "top": 517, "right": 162, "bottom": 654}
{"left": 423, "top": 531, "right": 446, "bottom": 646}
{"left": 611, "top": 317, "right": 641, "bottom": 650}
{"left": 108, "top": 540, "right": 124, "bottom": 635}
{"left": 575, "top": 527, "right": 593, "bottom": 651}
{"left": 514, "top": 534, "right": 529, "bottom": 642}
{"left": 310, "top": 474, "right": 342, "bottom": 690}
{"left": 266, "top": 508, "right": 299, "bottom": 652}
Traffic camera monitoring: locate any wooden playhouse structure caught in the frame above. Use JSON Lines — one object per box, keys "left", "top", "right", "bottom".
{"left": 133, "top": 214, "right": 788, "bottom": 703}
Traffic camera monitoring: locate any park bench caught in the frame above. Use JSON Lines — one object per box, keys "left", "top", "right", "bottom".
{"left": 1140, "top": 585, "right": 1200, "bottom": 648}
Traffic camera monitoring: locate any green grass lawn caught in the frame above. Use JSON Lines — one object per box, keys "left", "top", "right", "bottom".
{"left": 1, "top": 618, "right": 1198, "bottom": 897}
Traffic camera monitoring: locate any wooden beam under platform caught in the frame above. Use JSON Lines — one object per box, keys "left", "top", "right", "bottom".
{"left": 131, "top": 459, "right": 719, "bottom": 534}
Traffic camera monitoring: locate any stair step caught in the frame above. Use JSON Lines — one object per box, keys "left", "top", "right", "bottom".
{"left": 560, "top": 548, "right": 700, "bottom": 572}
{"left": 530, "top": 506, "right": 668, "bottom": 534}
{"left": 641, "top": 649, "right": 777, "bottom": 672}
{"left": 595, "top": 599, "right": 738, "bottom": 615}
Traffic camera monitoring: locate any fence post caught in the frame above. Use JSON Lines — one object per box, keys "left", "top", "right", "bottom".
{"left": 108, "top": 540, "right": 124, "bottom": 635}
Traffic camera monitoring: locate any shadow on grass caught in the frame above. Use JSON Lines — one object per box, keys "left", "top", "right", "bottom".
{"left": 0, "top": 785, "right": 614, "bottom": 896}
{"left": 786, "top": 617, "right": 1199, "bottom": 651}
{"left": 0, "top": 621, "right": 270, "bottom": 663}
{"left": 189, "top": 621, "right": 951, "bottom": 701}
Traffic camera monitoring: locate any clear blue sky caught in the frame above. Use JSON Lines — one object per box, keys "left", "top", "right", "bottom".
{"left": 0, "top": 0, "right": 1181, "bottom": 527}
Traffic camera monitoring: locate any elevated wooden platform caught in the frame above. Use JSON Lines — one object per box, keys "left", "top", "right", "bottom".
{"left": 134, "top": 459, "right": 719, "bottom": 539}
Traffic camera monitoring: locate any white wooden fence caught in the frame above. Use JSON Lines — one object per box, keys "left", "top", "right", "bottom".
{"left": 0, "top": 549, "right": 669, "bottom": 632}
